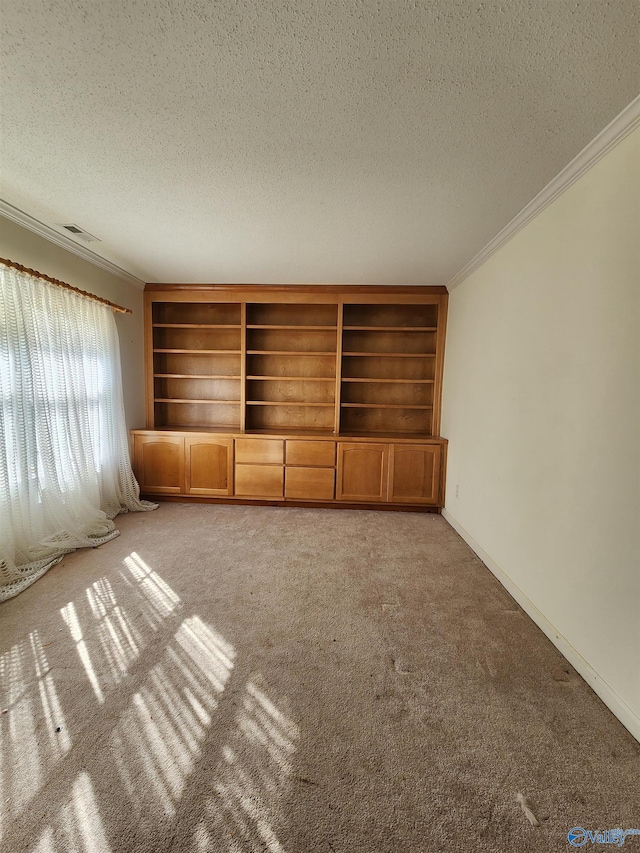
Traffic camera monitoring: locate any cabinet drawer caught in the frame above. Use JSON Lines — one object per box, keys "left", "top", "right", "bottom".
{"left": 286, "top": 440, "right": 335, "bottom": 467}
{"left": 235, "top": 438, "right": 284, "bottom": 465}
{"left": 285, "top": 467, "right": 335, "bottom": 500}
{"left": 235, "top": 464, "right": 284, "bottom": 498}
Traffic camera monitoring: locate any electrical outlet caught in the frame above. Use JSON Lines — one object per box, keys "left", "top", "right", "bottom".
{"left": 455, "top": 484, "right": 460, "bottom": 499}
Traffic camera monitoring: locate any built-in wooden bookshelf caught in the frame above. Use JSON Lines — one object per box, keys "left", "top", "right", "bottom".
{"left": 146, "top": 287, "right": 446, "bottom": 437}
{"left": 138, "top": 285, "right": 448, "bottom": 510}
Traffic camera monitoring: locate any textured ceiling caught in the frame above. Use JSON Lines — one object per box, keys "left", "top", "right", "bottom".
{"left": 1, "top": 0, "right": 638, "bottom": 285}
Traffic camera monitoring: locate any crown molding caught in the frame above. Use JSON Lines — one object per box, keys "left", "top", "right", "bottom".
{"left": 0, "top": 200, "right": 146, "bottom": 289}
{"left": 447, "top": 94, "right": 640, "bottom": 291}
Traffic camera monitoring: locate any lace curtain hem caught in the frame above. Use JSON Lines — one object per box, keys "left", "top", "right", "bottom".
{"left": 0, "top": 501, "right": 158, "bottom": 602}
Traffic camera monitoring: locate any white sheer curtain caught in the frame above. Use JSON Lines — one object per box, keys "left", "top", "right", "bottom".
{"left": 0, "top": 263, "right": 156, "bottom": 601}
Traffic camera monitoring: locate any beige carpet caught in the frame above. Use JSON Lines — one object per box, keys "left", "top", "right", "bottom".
{"left": 1, "top": 503, "right": 638, "bottom": 853}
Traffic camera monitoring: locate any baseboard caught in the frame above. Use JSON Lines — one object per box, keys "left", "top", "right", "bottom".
{"left": 442, "top": 508, "right": 640, "bottom": 744}
{"left": 142, "top": 493, "right": 440, "bottom": 512}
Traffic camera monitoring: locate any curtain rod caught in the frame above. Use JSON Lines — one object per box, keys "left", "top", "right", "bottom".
{"left": 0, "top": 257, "right": 132, "bottom": 314}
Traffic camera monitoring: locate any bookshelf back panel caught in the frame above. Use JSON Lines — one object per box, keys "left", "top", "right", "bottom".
{"left": 343, "top": 303, "right": 438, "bottom": 328}
{"left": 343, "top": 330, "right": 436, "bottom": 354}
{"left": 247, "top": 303, "right": 338, "bottom": 327}
{"left": 153, "top": 327, "right": 241, "bottom": 351}
{"left": 152, "top": 302, "right": 241, "bottom": 325}
{"left": 246, "top": 405, "right": 335, "bottom": 432}
{"left": 153, "top": 352, "right": 241, "bottom": 376}
{"left": 155, "top": 401, "right": 241, "bottom": 429}
{"left": 341, "top": 355, "right": 436, "bottom": 381}
{"left": 247, "top": 379, "right": 335, "bottom": 404}
{"left": 340, "top": 406, "right": 432, "bottom": 435}
{"left": 248, "top": 328, "right": 337, "bottom": 353}
{"left": 155, "top": 377, "right": 241, "bottom": 402}
{"left": 247, "top": 354, "right": 336, "bottom": 378}
{"left": 341, "top": 381, "right": 433, "bottom": 407}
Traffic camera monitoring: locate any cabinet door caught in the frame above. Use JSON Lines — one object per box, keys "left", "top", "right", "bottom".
{"left": 388, "top": 444, "right": 442, "bottom": 504}
{"left": 336, "top": 443, "right": 388, "bottom": 502}
{"left": 185, "top": 437, "right": 233, "bottom": 496}
{"left": 133, "top": 434, "right": 184, "bottom": 494}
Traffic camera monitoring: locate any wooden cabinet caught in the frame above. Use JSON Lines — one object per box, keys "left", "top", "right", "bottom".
{"left": 185, "top": 436, "right": 233, "bottom": 496}
{"left": 133, "top": 434, "right": 184, "bottom": 494}
{"left": 336, "top": 441, "right": 442, "bottom": 505}
{"left": 336, "top": 443, "right": 389, "bottom": 502}
{"left": 132, "top": 430, "right": 445, "bottom": 508}
{"left": 135, "top": 285, "right": 448, "bottom": 510}
{"left": 388, "top": 443, "right": 442, "bottom": 504}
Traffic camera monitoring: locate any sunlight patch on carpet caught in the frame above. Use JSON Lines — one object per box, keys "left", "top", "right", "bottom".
{"left": 122, "top": 551, "right": 181, "bottom": 626}
{"left": 0, "top": 631, "right": 72, "bottom": 837}
{"left": 60, "top": 554, "right": 183, "bottom": 702}
{"left": 85, "top": 577, "right": 141, "bottom": 683}
{"left": 29, "top": 772, "right": 112, "bottom": 853}
{"left": 109, "top": 616, "right": 236, "bottom": 820}
{"left": 195, "top": 675, "right": 299, "bottom": 852}
{"left": 60, "top": 601, "right": 105, "bottom": 704}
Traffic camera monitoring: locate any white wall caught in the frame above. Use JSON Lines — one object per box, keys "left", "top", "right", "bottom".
{"left": 0, "top": 216, "right": 146, "bottom": 430}
{"left": 441, "top": 126, "right": 640, "bottom": 739}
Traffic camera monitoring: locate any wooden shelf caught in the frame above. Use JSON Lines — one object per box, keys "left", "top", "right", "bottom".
{"left": 247, "top": 324, "right": 337, "bottom": 331}
{"left": 247, "top": 350, "right": 335, "bottom": 356}
{"left": 342, "top": 352, "right": 436, "bottom": 358}
{"left": 153, "top": 348, "right": 241, "bottom": 354}
{"left": 153, "top": 323, "right": 241, "bottom": 329}
{"left": 244, "top": 428, "right": 337, "bottom": 437}
{"left": 137, "top": 426, "right": 442, "bottom": 440}
{"left": 339, "top": 429, "right": 431, "bottom": 439}
{"left": 247, "top": 375, "right": 335, "bottom": 381}
{"left": 341, "top": 377, "right": 435, "bottom": 384}
{"left": 154, "top": 373, "right": 241, "bottom": 379}
{"left": 155, "top": 423, "right": 238, "bottom": 432}
{"left": 247, "top": 401, "right": 335, "bottom": 407}
{"left": 343, "top": 326, "right": 437, "bottom": 332}
{"left": 341, "top": 403, "right": 433, "bottom": 410}
{"left": 155, "top": 398, "right": 240, "bottom": 404}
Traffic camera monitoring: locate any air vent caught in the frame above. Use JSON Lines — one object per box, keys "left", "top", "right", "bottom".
{"left": 58, "top": 223, "right": 101, "bottom": 243}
